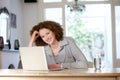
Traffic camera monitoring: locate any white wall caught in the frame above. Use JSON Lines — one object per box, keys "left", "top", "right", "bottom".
{"left": 0, "top": 0, "right": 39, "bottom": 48}
{"left": 9, "top": 0, "right": 23, "bottom": 49}
{"left": 0, "top": 0, "right": 10, "bottom": 8}
{"left": 0, "top": 0, "right": 24, "bottom": 49}
{"left": 22, "top": 0, "right": 39, "bottom": 46}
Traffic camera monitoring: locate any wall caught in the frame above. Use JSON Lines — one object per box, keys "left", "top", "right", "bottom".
{"left": 0, "top": 0, "right": 10, "bottom": 8}
{"left": 21, "top": 0, "right": 39, "bottom": 46}
{"left": 0, "top": 0, "right": 39, "bottom": 48}
{"left": 9, "top": 0, "right": 23, "bottom": 49}
{"left": 0, "top": 0, "right": 23, "bottom": 49}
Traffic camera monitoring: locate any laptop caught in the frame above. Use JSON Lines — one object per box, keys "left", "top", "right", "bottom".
{"left": 19, "top": 46, "right": 48, "bottom": 70}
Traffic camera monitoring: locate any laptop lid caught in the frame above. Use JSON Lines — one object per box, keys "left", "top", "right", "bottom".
{"left": 19, "top": 46, "right": 48, "bottom": 70}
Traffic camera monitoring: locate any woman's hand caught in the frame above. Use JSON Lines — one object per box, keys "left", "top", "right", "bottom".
{"left": 28, "top": 31, "right": 39, "bottom": 47}
{"left": 48, "top": 64, "right": 61, "bottom": 69}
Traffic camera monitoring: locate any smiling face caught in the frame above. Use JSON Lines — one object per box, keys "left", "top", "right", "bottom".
{"left": 39, "top": 28, "right": 56, "bottom": 45}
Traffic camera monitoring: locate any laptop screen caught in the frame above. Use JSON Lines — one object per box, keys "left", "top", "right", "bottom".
{"left": 19, "top": 46, "right": 48, "bottom": 70}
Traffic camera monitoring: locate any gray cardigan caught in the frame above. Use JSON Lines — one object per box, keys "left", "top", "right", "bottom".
{"left": 44, "top": 37, "right": 88, "bottom": 69}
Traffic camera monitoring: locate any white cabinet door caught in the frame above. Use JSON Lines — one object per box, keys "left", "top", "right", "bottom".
{"left": 1, "top": 50, "right": 20, "bottom": 69}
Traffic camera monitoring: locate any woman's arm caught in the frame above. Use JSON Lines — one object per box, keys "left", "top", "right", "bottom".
{"left": 62, "top": 37, "right": 88, "bottom": 69}
{"left": 28, "top": 31, "right": 39, "bottom": 47}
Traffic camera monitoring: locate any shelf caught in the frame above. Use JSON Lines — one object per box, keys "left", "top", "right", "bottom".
{"left": 2, "top": 49, "right": 19, "bottom": 53}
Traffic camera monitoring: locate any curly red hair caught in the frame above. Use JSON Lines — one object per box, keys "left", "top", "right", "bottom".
{"left": 30, "top": 21, "right": 64, "bottom": 46}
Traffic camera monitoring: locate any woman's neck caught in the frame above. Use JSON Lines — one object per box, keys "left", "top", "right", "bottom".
{"left": 50, "top": 40, "right": 60, "bottom": 49}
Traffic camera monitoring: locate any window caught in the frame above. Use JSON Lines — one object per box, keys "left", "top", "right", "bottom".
{"left": 67, "top": 0, "right": 107, "bottom": 1}
{"left": 115, "top": 6, "right": 120, "bottom": 59}
{"left": 44, "top": 0, "right": 62, "bottom": 3}
{"left": 65, "top": 4, "right": 111, "bottom": 67}
{"left": 44, "top": 8, "right": 62, "bottom": 25}
{"left": 39, "top": 0, "right": 115, "bottom": 67}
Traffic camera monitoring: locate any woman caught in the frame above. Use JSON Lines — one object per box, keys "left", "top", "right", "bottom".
{"left": 29, "top": 21, "right": 88, "bottom": 69}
